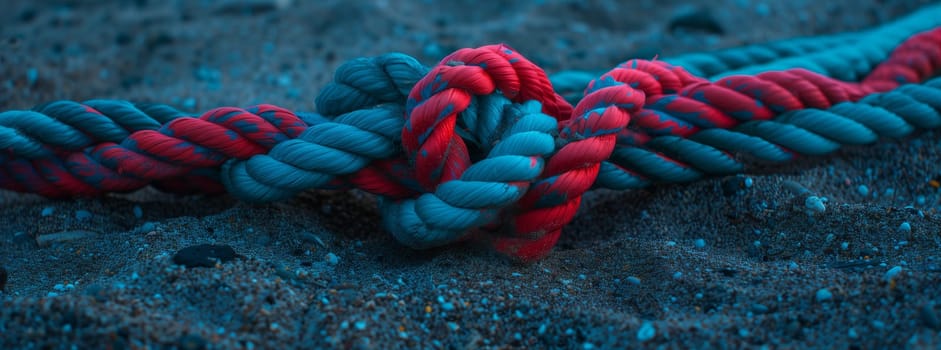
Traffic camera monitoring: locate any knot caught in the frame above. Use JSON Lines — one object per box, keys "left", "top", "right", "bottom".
{"left": 386, "top": 44, "right": 566, "bottom": 252}
{"left": 386, "top": 44, "right": 643, "bottom": 261}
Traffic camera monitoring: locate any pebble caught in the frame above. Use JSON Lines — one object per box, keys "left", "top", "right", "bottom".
{"left": 626, "top": 276, "right": 641, "bottom": 285}
{"left": 637, "top": 321, "right": 656, "bottom": 342}
{"left": 898, "top": 222, "right": 911, "bottom": 233}
{"left": 326, "top": 253, "right": 339, "bottom": 265}
{"left": 884, "top": 266, "right": 902, "bottom": 281}
{"left": 694, "top": 239, "right": 706, "bottom": 248}
{"left": 53, "top": 283, "right": 75, "bottom": 292}
{"left": 41, "top": 207, "right": 55, "bottom": 217}
{"left": 172, "top": 244, "right": 238, "bottom": 268}
{"left": 133, "top": 205, "right": 143, "bottom": 219}
{"left": 815, "top": 288, "right": 833, "bottom": 302}
{"left": 441, "top": 302, "right": 455, "bottom": 311}
{"left": 805, "top": 196, "right": 826, "bottom": 214}
{"left": 857, "top": 185, "right": 869, "bottom": 196}
{"left": 26, "top": 67, "right": 38, "bottom": 86}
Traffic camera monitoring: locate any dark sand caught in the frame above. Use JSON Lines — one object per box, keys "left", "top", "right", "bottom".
{"left": 2, "top": 0, "right": 940, "bottom": 348}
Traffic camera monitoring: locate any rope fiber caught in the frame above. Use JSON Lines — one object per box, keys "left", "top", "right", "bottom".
{"left": 3, "top": 7, "right": 941, "bottom": 261}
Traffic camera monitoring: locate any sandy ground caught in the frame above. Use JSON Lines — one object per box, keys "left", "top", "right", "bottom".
{"left": 2, "top": 0, "right": 941, "bottom": 348}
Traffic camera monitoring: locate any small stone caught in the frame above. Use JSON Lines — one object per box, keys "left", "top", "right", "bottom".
{"left": 805, "top": 196, "right": 826, "bottom": 214}
{"left": 857, "top": 185, "right": 869, "bottom": 196}
{"left": 626, "top": 276, "right": 641, "bottom": 285}
{"left": 133, "top": 205, "right": 143, "bottom": 219}
{"left": 326, "top": 253, "right": 339, "bottom": 265}
{"left": 804, "top": 196, "right": 827, "bottom": 213}
{"left": 637, "top": 321, "right": 656, "bottom": 342}
{"left": 751, "top": 303, "right": 769, "bottom": 314}
{"left": 441, "top": 302, "right": 455, "bottom": 311}
{"left": 172, "top": 244, "right": 238, "bottom": 268}
{"left": 694, "top": 238, "right": 706, "bottom": 248}
{"left": 815, "top": 288, "right": 833, "bottom": 302}
{"left": 884, "top": 266, "right": 902, "bottom": 281}
{"left": 41, "top": 207, "right": 55, "bottom": 217}
{"left": 26, "top": 67, "right": 38, "bottom": 86}
{"left": 898, "top": 222, "right": 911, "bottom": 233}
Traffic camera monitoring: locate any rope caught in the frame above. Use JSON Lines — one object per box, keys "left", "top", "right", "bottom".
{"left": 552, "top": 4, "right": 941, "bottom": 105}
{"left": 3, "top": 12, "right": 941, "bottom": 261}
{"left": 668, "top": 3, "right": 941, "bottom": 79}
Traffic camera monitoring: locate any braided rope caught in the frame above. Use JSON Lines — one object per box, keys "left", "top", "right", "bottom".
{"left": 555, "top": 27, "right": 936, "bottom": 194}
{"left": 3, "top": 14, "right": 941, "bottom": 260}
{"left": 669, "top": 4, "right": 941, "bottom": 79}
{"left": 552, "top": 4, "right": 941, "bottom": 105}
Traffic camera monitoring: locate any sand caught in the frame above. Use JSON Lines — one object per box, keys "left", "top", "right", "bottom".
{"left": 1, "top": 0, "right": 940, "bottom": 348}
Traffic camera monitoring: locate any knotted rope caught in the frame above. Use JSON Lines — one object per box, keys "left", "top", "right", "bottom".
{"left": 3, "top": 10, "right": 941, "bottom": 261}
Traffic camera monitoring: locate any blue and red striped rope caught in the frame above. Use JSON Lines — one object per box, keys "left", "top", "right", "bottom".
{"left": 2, "top": 12, "right": 941, "bottom": 261}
